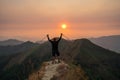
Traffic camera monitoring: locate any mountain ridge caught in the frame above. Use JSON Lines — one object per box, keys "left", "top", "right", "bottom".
{"left": 0, "top": 38, "right": 120, "bottom": 80}
{"left": 0, "top": 39, "right": 24, "bottom": 46}
{"left": 0, "top": 41, "right": 39, "bottom": 56}
{"left": 89, "top": 35, "right": 120, "bottom": 53}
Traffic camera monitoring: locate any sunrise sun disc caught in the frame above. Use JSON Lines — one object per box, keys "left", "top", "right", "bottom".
{"left": 61, "top": 24, "right": 67, "bottom": 29}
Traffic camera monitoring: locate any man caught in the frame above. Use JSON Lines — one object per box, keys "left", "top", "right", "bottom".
{"left": 47, "top": 33, "right": 62, "bottom": 64}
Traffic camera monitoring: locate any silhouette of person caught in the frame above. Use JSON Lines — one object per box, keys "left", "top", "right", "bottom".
{"left": 47, "top": 33, "right": 63, "bottom": 64}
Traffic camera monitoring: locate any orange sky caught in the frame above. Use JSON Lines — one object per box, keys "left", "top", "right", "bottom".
{"left": 0, "top": 0, "right": 120, "bottom": 41}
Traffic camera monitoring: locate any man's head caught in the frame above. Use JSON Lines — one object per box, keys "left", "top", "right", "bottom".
{"left": 52, "top": 37, "right": 57, "bottom": 41}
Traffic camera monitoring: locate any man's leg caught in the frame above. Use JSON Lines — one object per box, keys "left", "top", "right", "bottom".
{"left": 52, "top": 51, "right": 56, "bottom": 64}
{"left": 56, "top": 51, "right": 61, "bottom": 63}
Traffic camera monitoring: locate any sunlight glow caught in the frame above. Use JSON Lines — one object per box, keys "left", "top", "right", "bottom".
{"left": 61, "top": 24, "right": 67, "bottom": 29}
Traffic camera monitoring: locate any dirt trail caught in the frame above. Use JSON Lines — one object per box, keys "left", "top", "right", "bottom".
{"left": 42, "top": 60, "right": 63, "bottom": 80}
{"left": 28, "top": 60, "right": 67, "bottom": 80}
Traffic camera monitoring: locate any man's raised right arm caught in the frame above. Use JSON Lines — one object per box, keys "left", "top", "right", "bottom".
{"left": 58, "top": 33, "right": 63, "bottom": 42}
{"left": 47, "top": 34, "right": 51, "bottom": 42}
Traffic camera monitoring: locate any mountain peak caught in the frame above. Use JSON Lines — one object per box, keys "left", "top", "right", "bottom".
{"left": 0, "top": 39, "right": 24, "bottom": 46}
{"left": 73, "top": 38, "right": 92, "bottom": 46}
{"left": 24, "top": 41, "right": 34, "bottom": 44}
{"left": 74, "top": 38, "right": 90, "bottom": 42}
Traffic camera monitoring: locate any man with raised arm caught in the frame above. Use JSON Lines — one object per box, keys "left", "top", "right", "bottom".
{"left": 47, "top": 33, "right": 63, "bottom": 64}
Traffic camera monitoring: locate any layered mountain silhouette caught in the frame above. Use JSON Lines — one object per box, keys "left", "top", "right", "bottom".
{"left": 89, "top": 35, "right": 120, "bottom": 53}
{"left": 0, "top": 41, "right": 39, "bottom": 56}
{"left": 0, "top": 39, "right": 120, "bottom": 80}
{"left": 0, "top": 39, "right": 24, "bottom": 46}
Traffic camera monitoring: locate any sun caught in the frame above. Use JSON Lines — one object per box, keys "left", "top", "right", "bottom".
{"left": 61, "top": 24, "right": 67, "bottom": 29}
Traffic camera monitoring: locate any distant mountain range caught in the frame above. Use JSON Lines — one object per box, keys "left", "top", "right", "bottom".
{"left": 0, "top": 38, "right": 120, "bottom": 80}
{"left": 89, "top": 35, "right": 120, "bottom": 53}
{"left": 0, "top": 41, "right": 39, "bottom": 56}
{"left": 1, "top": 35, "right": 120, "bottom": 53}
{"left": 0, "top": 39, "right": 24, "bottom": 46}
